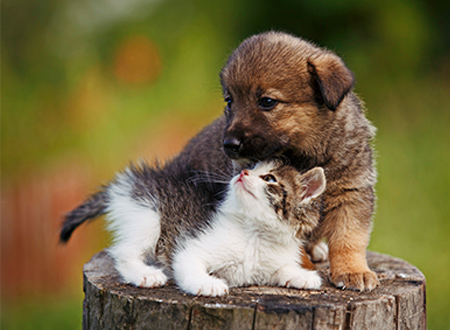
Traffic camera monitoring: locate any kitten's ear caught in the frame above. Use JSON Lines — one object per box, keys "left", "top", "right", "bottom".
{"left": 307, "top": 53, "right": 354, "bottom": 111}
{"left": 299, "top": 167, "right": 326, "bottom": 205}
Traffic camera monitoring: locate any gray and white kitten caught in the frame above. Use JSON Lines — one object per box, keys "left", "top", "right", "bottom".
{"left": 61, "top": 161, "right": 325, "bottom": 296}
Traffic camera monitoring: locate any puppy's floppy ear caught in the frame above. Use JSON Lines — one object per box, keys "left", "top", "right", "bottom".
{"left": 308, "top": 53, "right": 354, "bottom": 111}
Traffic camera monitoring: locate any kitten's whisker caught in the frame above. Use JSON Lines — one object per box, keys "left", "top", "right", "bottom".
{"left": 191, "top": 170, "right": 231, "bottom": 180}
{"left": 186, "top": 177, "right": 230, "bottom": 185}
{"left": 186, "top": 170, "right": 232, "bottom": 186}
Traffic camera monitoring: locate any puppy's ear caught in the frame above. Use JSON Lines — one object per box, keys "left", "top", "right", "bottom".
{"left": 308, "top": 53, "right": 354, "bottom": 111}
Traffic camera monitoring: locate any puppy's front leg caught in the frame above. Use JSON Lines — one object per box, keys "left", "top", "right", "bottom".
{"left": 324, "top": 188, "right": 379, "bottom": 291}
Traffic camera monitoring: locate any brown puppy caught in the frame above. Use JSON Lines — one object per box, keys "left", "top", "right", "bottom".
{"left": 174, "top": 31, "right": 378, "bottom": 291}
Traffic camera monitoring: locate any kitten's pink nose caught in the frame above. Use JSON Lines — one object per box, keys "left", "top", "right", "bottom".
{"left": 240, "top": 170, "right": 249, "bottom": 179}
{"left": 237, "top": 169, "right": 249, "bottom": 182}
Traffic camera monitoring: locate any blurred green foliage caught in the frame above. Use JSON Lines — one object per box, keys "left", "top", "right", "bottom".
{"left": 1, "top": 296, "right": 83, "bottom": 330}
{"left": 2, "top": 0, "right": 449, "bottom": 329}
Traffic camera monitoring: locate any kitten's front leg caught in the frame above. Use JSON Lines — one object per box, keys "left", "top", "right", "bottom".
{"left": 172, "top": 248, "right": 229, "bottom": 297}
{"left": 273, "top": 264, "right": 322, "bottom": 290}
{"left": 308, "top": 241, "right": 329, "bottom": 262}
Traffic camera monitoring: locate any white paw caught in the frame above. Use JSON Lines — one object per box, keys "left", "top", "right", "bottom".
{"left": 181, "top": 276, "right": 229, "bottom": 297}
{"left": 121, "top": 266, "right": 168, "bottom": 288}
{"left": 198, "top": 277, "right": 229, "bottom": 297}
{"left": 310, "top": 241, "right": 329, "bottom": 262}
{"left": 137, "top": 268, "right": 168, "bottom": 288}
{"left": 286, "top": 270, "right": 322, "bottom": 290}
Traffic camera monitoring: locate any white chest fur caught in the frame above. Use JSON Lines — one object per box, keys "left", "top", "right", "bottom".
{"left": 172, "top": 210, "right": 321, "bottom": 297}
{"left": 205, "top": 215, "right": 301, "bottom": 286}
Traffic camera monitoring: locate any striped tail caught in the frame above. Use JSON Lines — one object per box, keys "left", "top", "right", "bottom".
{"left": 59, "top": 190, "right": 108, "bottom": 243}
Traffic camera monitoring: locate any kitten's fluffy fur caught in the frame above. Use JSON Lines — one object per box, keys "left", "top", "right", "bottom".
{"left": 75, "top": 161, "right": 326, "bottom": 296}
{"left": 171, "top": 162, "right": 326, "bottom": 296}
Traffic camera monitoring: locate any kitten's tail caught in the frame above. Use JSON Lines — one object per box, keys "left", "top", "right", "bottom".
{"left": 59, "top": 189, "right": 108, "bottom": 243}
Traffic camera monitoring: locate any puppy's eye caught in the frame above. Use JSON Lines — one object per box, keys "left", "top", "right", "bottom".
{"left": 259, "top": 97, "right": 278, "bottom": 110}
{"left": 260, "top": 174, "right": 277, "bottom": 183}
{"left": 224, "top": 97, "right": 233, "bottom": 110}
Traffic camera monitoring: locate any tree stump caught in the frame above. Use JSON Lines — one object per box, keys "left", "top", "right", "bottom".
{"left": 82, "top": 250, "right": 426, "bottom": 330}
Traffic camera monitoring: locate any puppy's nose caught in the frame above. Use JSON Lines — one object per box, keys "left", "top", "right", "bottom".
{"left": 223, "top": 137, "right": 242, "bottom": 158}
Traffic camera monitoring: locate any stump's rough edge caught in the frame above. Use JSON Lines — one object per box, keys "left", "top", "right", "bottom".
{"left": 82, "top": 251, "right": 426, "bottom": 330}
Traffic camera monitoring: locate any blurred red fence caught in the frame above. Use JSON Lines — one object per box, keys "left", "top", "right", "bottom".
{"left": 1, "top": 163, "right": 105, "bottom": 300}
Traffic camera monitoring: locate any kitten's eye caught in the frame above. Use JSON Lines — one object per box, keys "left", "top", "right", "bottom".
{"left": 261, "top": 174, "right": 277, "bottom": 183}
{"left": 224, "top": 97, "right": 233, "bottom": 110}
{"left": 259, "top": 97, "right": 278, "bottom": 110}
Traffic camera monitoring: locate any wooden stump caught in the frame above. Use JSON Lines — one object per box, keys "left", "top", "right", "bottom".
{"left": 82, "top": 250, "right": 426, "bottom": 330}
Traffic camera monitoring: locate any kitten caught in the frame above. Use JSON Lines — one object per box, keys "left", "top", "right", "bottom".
{"left": 60, "top": 161, "right": 326, "bottom": 296}
{"left": 172, "top": 161, "right": 326, "bottom": 296}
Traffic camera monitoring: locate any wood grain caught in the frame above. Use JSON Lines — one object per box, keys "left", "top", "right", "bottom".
{"left": 82, "top": 251, "right": 426, "bottom": 330}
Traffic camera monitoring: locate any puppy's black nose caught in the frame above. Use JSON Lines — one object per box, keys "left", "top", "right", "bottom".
{"left": 223, "top": 137, "right": 242, "bottom": 158}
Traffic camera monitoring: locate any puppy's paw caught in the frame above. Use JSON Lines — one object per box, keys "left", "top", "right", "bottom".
{"left": 121, "top": 266, "right": 168, "bottom": 288}
{"left": 286, "top": 270, "right": 322, "bottom": 290}
{"left": 331, "top": 269, "right": 379, "bottom": 291}
{"left": 310, "top": 241, "right": 329, "bottom": 262}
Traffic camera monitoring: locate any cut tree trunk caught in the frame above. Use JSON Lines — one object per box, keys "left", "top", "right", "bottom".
{"left": 82, "top": 250, "right": 426, "bottom": 330}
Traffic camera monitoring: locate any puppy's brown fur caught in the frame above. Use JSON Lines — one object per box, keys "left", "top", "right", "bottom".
{"left": 174, "top": 32, "right": 378, "bottom": 291}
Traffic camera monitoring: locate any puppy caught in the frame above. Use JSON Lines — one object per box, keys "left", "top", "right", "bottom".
{"left": 172, "top": 31, "right": 378, "bottom": 291}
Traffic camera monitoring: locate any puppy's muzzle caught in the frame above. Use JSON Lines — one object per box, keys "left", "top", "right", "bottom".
{"left": 223, "top": 137, "right": 242, "bottom": 159}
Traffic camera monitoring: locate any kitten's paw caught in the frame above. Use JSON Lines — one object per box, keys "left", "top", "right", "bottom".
{"left": 286, "top": 271, "right": 322, "bottom": 290}
{"left": 138, "top": 268, "right": 168, "bottom": 288}
{"left": 181, "top": 276, "right": 229, "bottom": 297}
{"left": 197, "top": 277, "right": 229, "bottom": 297}
{"left": 122, "top": 266, "right": 168, "bottom": 288}
{"left": 310, "top": 241, "right": 329, "bottom": 262}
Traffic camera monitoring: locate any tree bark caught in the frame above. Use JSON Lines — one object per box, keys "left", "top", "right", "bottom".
{"left": 82, "top": 250, "right": 426, "bottom": 330}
